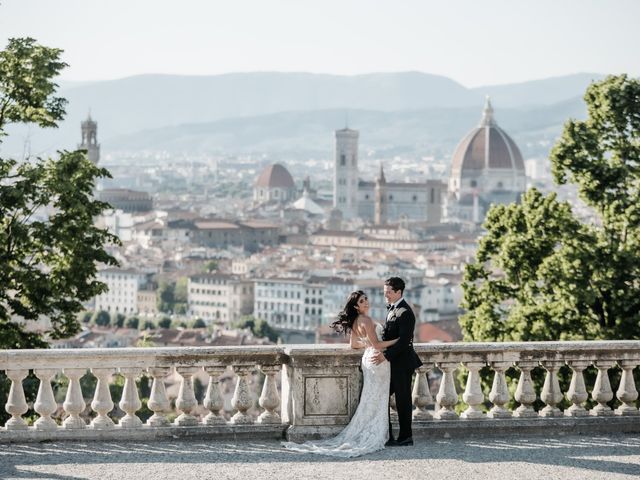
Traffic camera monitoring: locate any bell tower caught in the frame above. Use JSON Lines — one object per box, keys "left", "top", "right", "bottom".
{"left": 334, "top": 127, "right": 359, "bottom": 220}
{"left": 79, "top": 111, "right": 100, "bottom": 165}
{"left": 375, "top": 164, "right": 388, "bottom": 225}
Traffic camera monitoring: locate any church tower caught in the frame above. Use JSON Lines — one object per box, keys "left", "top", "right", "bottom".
{"left": 334, "top": 127, "right": 359, "bottom": 220}
{"left": 79, "top": 112, "right": 100, "bottom": 165}
{"left": 374, "top": 164, "right": 388, "bottom": 225}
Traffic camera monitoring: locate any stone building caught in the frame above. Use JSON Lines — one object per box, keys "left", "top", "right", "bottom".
{"left": 99, "top": 189, "right": 153, "bottom": 213}
{"left": 188, "top": 274, "right": 254, "bottom": 324}
{"left": 447, "top": 97, "right": 526, "bottom": 223}
{"left": 94, "top": 268, "right": 149, "bottom": 315}
{"left": 254, "top": 278, "right": 325, "bottom": 330}
{"left": 254, "top": 163, "right": 297, "bottom": 205}
{"left": 333, "top": 127, "right": 444, "bottom": 224}
{"left": 78, "top": 112, "right": 100, "bottom": 164}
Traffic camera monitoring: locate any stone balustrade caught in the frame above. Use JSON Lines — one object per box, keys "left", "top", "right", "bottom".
{"left": 2, "top": 341, "right": 640, "bottom": 442}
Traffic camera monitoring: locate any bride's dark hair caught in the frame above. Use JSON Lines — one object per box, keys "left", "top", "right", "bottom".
{"left": 330, "top": 290, "right": 366, "bottom": 335}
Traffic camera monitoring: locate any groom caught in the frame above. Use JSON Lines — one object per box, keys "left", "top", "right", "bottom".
{"left": 372, "top": 276, "right": 423, "bottom": 447}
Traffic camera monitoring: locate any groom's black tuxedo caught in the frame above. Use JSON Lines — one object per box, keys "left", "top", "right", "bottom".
{"left": 382, "top": 298, "right": 423, "bottom": 442}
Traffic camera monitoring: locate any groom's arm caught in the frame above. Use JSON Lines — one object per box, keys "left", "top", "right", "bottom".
{"left": 382, "top": 311, "right": 415, "bottom": 362}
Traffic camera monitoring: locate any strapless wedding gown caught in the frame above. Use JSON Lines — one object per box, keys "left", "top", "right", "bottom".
{"left": 282, "top": 323, "right": 390, "bottom": 458}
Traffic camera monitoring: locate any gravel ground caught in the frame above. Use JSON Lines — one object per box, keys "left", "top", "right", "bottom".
{"left": 1, "top": 434, "right": 639, "bottom": 480}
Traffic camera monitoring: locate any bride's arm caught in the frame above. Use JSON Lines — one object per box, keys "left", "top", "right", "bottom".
{"left": 362, "top": 316, "right": 398, "bottom": 350}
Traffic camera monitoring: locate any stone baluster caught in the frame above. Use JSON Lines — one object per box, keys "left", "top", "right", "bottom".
{"left": 565, "top": 360, "right": 589, "bottom": 417}
{"left": 540, "top": 361, "right": 564, "bottom": 417}
{"left": 412, "top": 366, "right": 434, "bottom": 421}
{"left": 147, "top": 367, "right": 171, "bottom": 427}
{"left": 460, "top": 362, "right": 485, "bottom": 420}
{"left": 62, "top": 368, "right": 87, "bottom": 429}
{"left": 230, "top": 365, "right": 255, "bottom": 424}
{"left": 434, "top": 362, "right": 459, "bottom": 420}
{"left": 33, "top": 369, "right": 58, "bottom": 431}
{"left": 175, "top": 366, "right": 200, "bottom": 426}
{"left": 488, "top": 362, "right": 512, "bottom": 418}
{"left": 203, "top": 366, "right": 227, "bottom": 425}
{"left": 5, "top": 369, "right": 29, "bottom": 430}
{"left": 90, "top": 368, "right": 115, "bottom": 429}
{"left": 118, "top": 368, "right": 143, "bottom": 428}
{"left": 590, "top": 360, "right": 615, "bottom": 416}
{"left": 513, "top": 361, "right": 538, "bottom": 418}
{"left": 616, "top": 360, "right": 639, "bottom": 416}
{"left": 257, "top": 365, "right": 281, "bottom": 424}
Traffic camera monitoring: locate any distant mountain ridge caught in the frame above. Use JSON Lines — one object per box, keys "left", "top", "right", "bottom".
{"left": 0, "top": 71, "right": 603, "bottom": 158}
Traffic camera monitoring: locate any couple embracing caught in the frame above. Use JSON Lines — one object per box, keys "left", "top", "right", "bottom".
{"left": 283, "top": 277, "right": 423, "bottom": 458}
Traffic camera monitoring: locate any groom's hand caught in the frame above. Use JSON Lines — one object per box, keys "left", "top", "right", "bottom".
{"left": 371, "top": 350, "right": 387, "bottom": 365}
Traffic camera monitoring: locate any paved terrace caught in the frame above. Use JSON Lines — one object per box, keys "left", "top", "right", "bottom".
{"left": 1, "top": 435, "right": 640, "bottom": 480}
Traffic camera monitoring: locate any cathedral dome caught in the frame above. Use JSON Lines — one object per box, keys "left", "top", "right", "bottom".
{"left": 255, "top": 163, "right": 295, "bottom": 189}
{"left": 450, "top": 97, "right": 524, "bottom": 177}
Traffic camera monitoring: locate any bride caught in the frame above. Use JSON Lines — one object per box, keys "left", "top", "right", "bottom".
{"left": 282, "top": 290, "right": 398, "bottom": 457}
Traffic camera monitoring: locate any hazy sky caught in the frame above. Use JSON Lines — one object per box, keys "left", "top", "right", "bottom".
{"left": 1, "top": 0, "right": 638, "bottom": 87}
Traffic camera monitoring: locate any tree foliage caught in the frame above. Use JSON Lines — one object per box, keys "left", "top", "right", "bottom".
{"left": 0, "top": 37, "right": 119, "bottom": 349}
{"left": 461, "top": 75, "right": 640, "bottom": 341}
{"left": 232, "top": 315, "right": 278, "bottom": 342}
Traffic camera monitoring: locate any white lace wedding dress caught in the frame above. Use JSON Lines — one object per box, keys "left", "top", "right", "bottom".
{"left": 282, "top": 323, "right": 390, "bottom": 458}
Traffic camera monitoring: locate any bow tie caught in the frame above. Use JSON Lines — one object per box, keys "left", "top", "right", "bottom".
{"left": 386, "top": 304, "right": 394, "bottom": 311}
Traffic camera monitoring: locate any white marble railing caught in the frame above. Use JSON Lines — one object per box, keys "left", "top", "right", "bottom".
{"left": 1, "top": 341, "right": 640, "bottom": 442}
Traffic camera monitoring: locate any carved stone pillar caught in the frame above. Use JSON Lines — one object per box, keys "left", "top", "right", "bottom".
{"left": 591, "top": 360, "right": 615, "bottom": 416}
{"left": 230, "top": 365, "right": 255, "bottom": 424}
{"left": 62, "top": 368, "right": 87, "bottom": 429}
{"left": 616, "top": 360, "right": 639, "bottom": 416}
{"left": 174, "top": 366, "right": 200, "bottom": 426}
{"left": 412, "top": 366, "right": 434, "bottom": 421}
{"left": 487, "top": 362, "right": 512, "bottom": 418}
{"left": 203, "top": 366, "right": 227, "bottom": 425}
{"left": 90, "top": 368, "right": 115, "bottom": 429}
{"left": 565, "top": 360, "right": 589, "bottom": 417}
{"left": 147, "top": 367, "right": 171, "bottom": 427}
{"left": 33, "top": 369, "right": 58, "bottom": 431}
{"left": 118, "top": 367, "right": 143, "bottom": 428}
{"left": 539, "top": 361, "right": 564, "bottom": 417}
{"left": 434, "top": 362, "right": 459, "bottom": 420}
{"left": 257, "top": 365, "right": 281, "bottom": 424}
{"left": 5, "top": 369, "right": 29, "bottom": 430}
{"left": 460, "top": 362, "right": 485, "bottom": 420}
{"left": 513, "top": 361, "right": 538, "bottom": 418}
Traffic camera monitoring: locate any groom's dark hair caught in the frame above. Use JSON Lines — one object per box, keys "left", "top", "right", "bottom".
{"left": 385, "top": 277, "right": 405, "bottom": 294}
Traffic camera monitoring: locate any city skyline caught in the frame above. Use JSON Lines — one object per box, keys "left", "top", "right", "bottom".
{"left": 1, "top": 0, "right": 639, "bottom": 87}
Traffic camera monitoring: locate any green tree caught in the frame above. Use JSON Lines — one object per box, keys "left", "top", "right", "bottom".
{"left": 203, "top": 260, "right": 218, "bottom": 273}
{"left": 125, "top": 316, "right": 140, "bottom": 329}
{"left": 142, "top": 320, "right": 155, "bottom": 330}
{"left": 157, "top": 280, "right": 175, "bottom": 313}
{"left": 461, "top": 75, "right": 640, "bottom": 342}
{"left": 232, "top": 315, "right": 278, "bottom": 342}
{"left": 0, "top": 37, "right": 120, "bottom": 349}
{"left": 192, "top": 318, "right": 206, "bottom": 329}
{"left": 158, "top": 317, "right": 172, "bottom": 329}
{"left": 113, "top": 313, "right": 126, "bottom": 328}
{"left": 93, "top": 310, "right": 111, "bottom": 327}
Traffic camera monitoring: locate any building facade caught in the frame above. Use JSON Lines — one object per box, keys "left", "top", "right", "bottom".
{"left": 78, "top": 113, "right": 100, "bottom": 165}
{"left": 333, "top": 127, "right": 444, "bottom": 224}
{"left": 188, "top": 274, "right": 254, "bottom": 324}
{"left": 254, "top": 278, "right": 325, "bottom": 330}
{"left": 94, "top": 269, "right": 148, "bottom": 315}
{"left": 447, "top": 97, "right": 526, "bottom": 223}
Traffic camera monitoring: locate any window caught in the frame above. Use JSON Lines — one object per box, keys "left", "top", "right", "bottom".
{"left": 340, "top": 154, "right": 346, "bottom": 166}
{"left": 430, "top": 188, "right": 435, "bottom": 203}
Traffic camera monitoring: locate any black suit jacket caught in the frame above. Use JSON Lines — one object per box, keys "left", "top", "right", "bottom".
{"left": 382, "top": 299, "right": 423, "bottom": 372}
